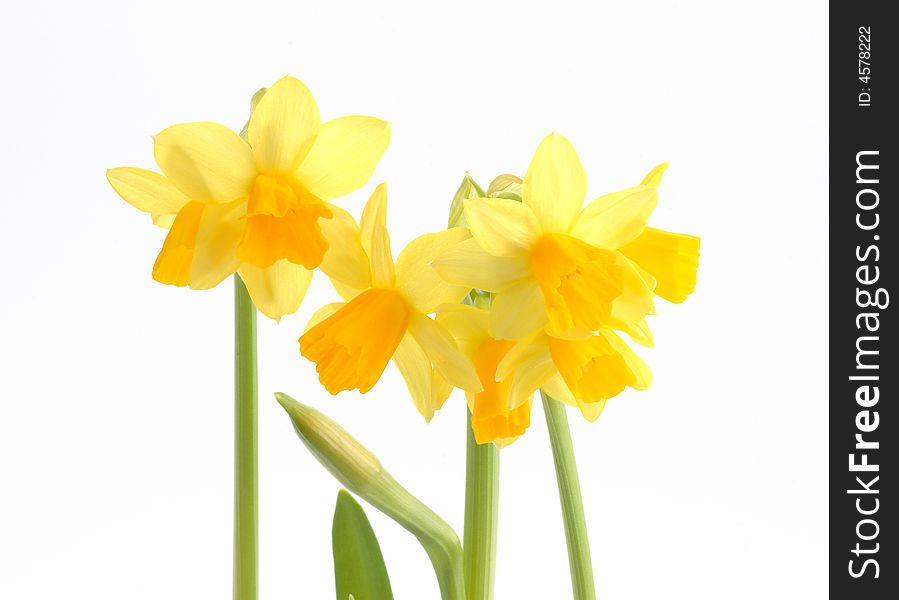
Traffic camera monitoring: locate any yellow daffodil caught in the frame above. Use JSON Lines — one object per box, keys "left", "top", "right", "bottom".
{"left": 299, "top": 184, "right": 482, "bottom": 420}
{"left": 437, "top": 303, "right": 652, "bottom": 445}
{"left": 107, "top": 75, "right": 390, "bottom": 320}
{"left": 433, "top": 133, "right": 699, "bottom": 344}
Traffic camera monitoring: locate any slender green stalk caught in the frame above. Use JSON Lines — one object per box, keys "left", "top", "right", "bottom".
{"left": 234, "top": 275, "right": 258, "bottom": 600}
{"left": 541, "top": 392, "right": 596, "bottom": 600}
{"left": 463, "top": 412, "right": 499, "bottom": 600}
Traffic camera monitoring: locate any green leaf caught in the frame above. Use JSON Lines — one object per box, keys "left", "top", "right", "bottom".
{"left": 333, "top": 490, "right": 394, "bottom": 600}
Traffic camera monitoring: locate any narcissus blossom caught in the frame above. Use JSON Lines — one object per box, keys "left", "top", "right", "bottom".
{"left": 299, "top": 184, "right": 482, "bottom": 420}
{"left": 434, "top": 133, "right": 699, "bottom": 344}
{"left": 107, "top": 76, "right": 390, "bottom": 320}
{"left": 432, "top": 134, "right": 699, "bottom": 437}
{"left": 438, "top": 303, "right": 653, "bottom": 445}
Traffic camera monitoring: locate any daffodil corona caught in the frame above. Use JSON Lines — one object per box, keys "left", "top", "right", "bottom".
{"left": 107, "top": 76, "right": 390, "bottom": 320}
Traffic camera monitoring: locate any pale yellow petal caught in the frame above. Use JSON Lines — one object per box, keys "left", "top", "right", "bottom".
{"left": 542, "top": 374, "right": 608, "bottom": 422}
{"left": 305, "top": 302, "right": 345, "bottom": 332}
{"left": 360, "top": 183, "right": 395, "bottom": 287}
{"left": 153, "top": 214, "right": 176, "bottom": 229}
{"left": 577, "top": 399, "right": 608, "bottom": 422}
{"left": 571, "top": 186, "right": 658, "bottom": 249}
{"left": 489, "top": 279, "right": 547, "bottom": 340}
{"left": 393, "top": 334, "right": 445, "bottom": 422}
{"left": 296, "top": 116, "right": 390, "bottom": 200}
{"left": 601, "top": 328, "right": 653, "bottom": 390}
{"left": 408, "top": 312, "right": 481, "bottom": 393}
{"left": 620, "top": 227, "right": 700, "bottom": 304}
{"left": 609, "top": 317, "right": 654, "bottom": 348}
{"left": 432, "top": 237, "right": 530, "bottom": 293}
{"left": 609, "top": 253, "right": 656, "bottom": 324}
{"left": 521, "top": 132, "right": 587, "bottom": 233}
{"left": 188, "top": 199, "right": 247, "bottom": 290}
{"left": 435, "top": 304, "right": 490, "bottom": 358}
{"left": 463, "top": 198, "right": 540, "bottom": 257}
{"left": 330, "top": 278, "right": 366, "bottom": 303}
{"left": 107, "top": 168, "right": 189, "bottom": 223}
{"left": 395, "top": 229, "right": 472, "bottom": 313}
{"left": 640, "top": 162, "right": 668, "bottom": 187}
{"left": 318, "top": 205, "right": 372, "bottom": 291}
{"left": 497, "top": 334, "right": 555, "bottom": 410}
{"left": 238, "top": 259, "right": 313, "bottom": 321}
{"left": 541, "top": 373, "right": 577, "bottom": 406}
{"left": 248, "top": 76, "right": 319, "bottom": 172}
{"left": 153, "top": 122, "right": 256, "bottom": 202}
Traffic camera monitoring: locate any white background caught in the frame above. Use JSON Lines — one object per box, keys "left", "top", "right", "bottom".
{"left": 0, "top": 1, "right": 827, "bottom": 598}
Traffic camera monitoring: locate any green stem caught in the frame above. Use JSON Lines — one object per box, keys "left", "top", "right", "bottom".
{"left": 234, "top": 275, "right": 258, "bottom": 600}
{"left": 541, "top": 392, "right": 596, "bottom": 600}
{"left": 463, "top": 410, "right": 499, "bottom": 600}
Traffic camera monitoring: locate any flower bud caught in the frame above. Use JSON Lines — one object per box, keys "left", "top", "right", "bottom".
{"left": 447, "top": 173, "right": 485, "bottom": 229}
{"left": 486, "top": 174, "right": 522, "bottom": 201}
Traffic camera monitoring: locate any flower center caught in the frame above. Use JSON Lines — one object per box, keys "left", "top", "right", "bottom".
{"left": 549, "top": 335, "right": 635, "bottom": 404}
{"left": 529, "top": 233, "right": 624, "bottom": 334}
{"left": 237, "top": 174, "right": 333, "bottom": 270}
{"left": 299, "top": 288, "right": 411, "bottom": 394}
{"left": 470, "top": 339, "right": 531, "bottom": 444}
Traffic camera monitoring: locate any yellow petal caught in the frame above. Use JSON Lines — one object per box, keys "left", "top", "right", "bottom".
{"left": 541, "top": 373, "right": 577, "bottom": 406}
{"left": 640, "top": 162, "right": 668, "bottom": 187}
{"left": 238, "top": 259, "right": 313, "bottom": 321}
{"left": 154, "top": 122, "right": 256, "bottom": 202}
{"left": 152, "top": 201, "right": 206, "bottom": 287}
{"left": 188, "top": 199, "right": 247, "bottom": 290}
{"left": 496, "top": 333, "right": 556, "bottom": 410}
{"left": 106, "top": 168, "right": 189, "bottom": 223}
{"left": 601, "top": 328, "right": 652, "bottom": 390}
{"left": 607, "top": 253, "right": 656, "bottom": 327}
{"left": 305, "top": 302, "right": 345, "bottom": 332}
{"left": 248, "top": 76, "right": 319, "bottom": 173}
{"left": 609, "top": 317, "right": 654, "bottom": 348}
{"left": 432, "top": 237, "right": 530, "bottom": 293}
{"left": 360, "top": 183, "right": 395, "bottom": 287}
{"left": 408, "top": 312, "right": 481, "bottom": 393}
{"left": 393, "top": 334, "right": 448, "bottom": 422}
{"left": 620, "top": 227, "right": 700, "bottom": 303}
{"left": 542, "top": 374, "right": 608, "bottom": 422}
{"left": 395, "top": 229, "right": 471, "bottom": 313}
{"left": 296, "top": 116, "right": 390, "bottom": 200}
{"left": 489, "top": 278, "right": 547, "bottom": 340}
{"left": 300, "top": 288, "right": 410, "bottom": 393}
{"left": 435, "top": 304, "right": 490, "bottom": 358}
{"left": 318, "top": 205, "right": 372, "bottom": 291}
{"left": 153, "top": 214, "right": 176, "bottom": 229}
{"left": 521, "top": 133, "right": 587, "bottom": 233}
{"left": 463, "top": 198, "right": 540, "bottom": 257}
{"left": 571, "top": 186, "right": 658, "bottom": 249}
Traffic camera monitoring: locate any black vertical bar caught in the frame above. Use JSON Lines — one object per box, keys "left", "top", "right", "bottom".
{"left": 830, "top": 2, "right": 895, "bottom": 597}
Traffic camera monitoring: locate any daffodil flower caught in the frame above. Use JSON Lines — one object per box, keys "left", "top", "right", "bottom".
{"left": 299, "top": 184, "right": 482, "bottom": 420}
{"left": 437, "top": 303, "right": 653, "bottom": 445}
{"left": 107, "top": 75, "right": 390, "bottom": 320}
{"left": 433, "top": 133, "right": 699, "bottom": 343}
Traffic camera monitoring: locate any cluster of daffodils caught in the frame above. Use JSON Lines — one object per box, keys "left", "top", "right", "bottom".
{"left": 108, "top": 75, "right": 699, "bottom": 447}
